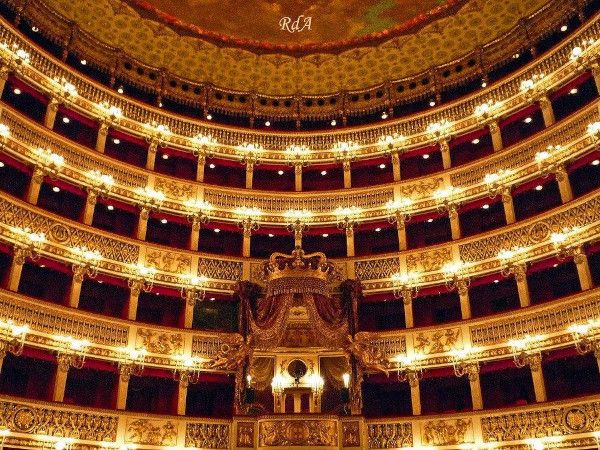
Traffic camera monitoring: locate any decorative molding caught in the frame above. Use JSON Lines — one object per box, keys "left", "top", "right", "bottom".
{"left": 125, "top": 419, "right": 177, "bottom": 446}
{"left": 258, "top": 419, "right": 338, "bottom": 447}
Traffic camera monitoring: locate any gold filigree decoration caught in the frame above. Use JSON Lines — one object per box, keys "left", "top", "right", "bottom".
{"left": 137, "top": 329, "right": 183, "bottom": 355}
{"left": 423, "top": 419, "right": 471, "bottom": 445}
{"left": 126, "top": 419, "right": 177, "bottom": 446}
{"left": 258, "top": 420, "right": 337, "bottom": 447}
{"left": 415, "top": 328, "right": 462, "bottom": 355}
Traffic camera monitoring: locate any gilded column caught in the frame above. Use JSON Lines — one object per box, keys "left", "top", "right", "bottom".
{"left": 242, "top": 225, "right": 252, "bottom": 258}
{"left": 573, "top": 247, "right": 593, "bottom": 291}
{"left": 196, "top": 154, "right": 206, "bottom": 183}
{"left": 52, "top": 356, "right": 70, "bottom": 402}
{"left": 555, "top": 165, "right": 573, "bottom": 204}
{"left": 177, "top": 379, "right": 189, "bottom": 416}
{"left": 346, "top": 226, "right": 355, "bottom": 257}
{"left": 0, "top": 68, "right": 8, "bottom": 99}
{"left": 409, "top": 373, "right": 421, "bottom": 415}
{"left": 189, "top": 217, "right": 201, "bottom": 252}
{"left": 44, "top": 97, "right": 60, "bottom": 129}
{"left": 146, "top": 142, "right": 158, "bottom": 171}
{"left": 458, "top": 280, "right": 471, "bottom": 320}
{"left": 440, "top": 140, "right": 451, "bottom": 170}
{"left": 592, "top": 67, "right": 600, "bottom": 95}
{"left": 402, "top": 296, "right": 414, "bottom": 329}
{"left": 136, "top": 208, "right": 149, "bottom": 241}
{"left": 449, "top": 205, "right": 461, "bottom": 241}
{"left": 82, "top": 191, "right": 97, "bottom": 226}
{"left": 245, "top": 162, "right": 254, "bottom": 189}
{"left": 294, "top": 163, "right": 303, "bottom": 192}
{"left": 183, "top": 293, "right": 195, "bottom": 329}
{"left": 391, "top": 151, "right": 401, "bottom": 182}
{"left": 343, "top": 160, "right": 352, "bottom": 188}
{"left": 529, "top": 354, "right": 547, "bottom": 402}
{"left": 489, "top": 121, "right": 503, "bottom": 152}
{"left": 539, "top": 96, "right": 555, "bottom": 128}
{"left": 26, "top": 168, "right": 44, "bottom": 205}
{"left": 127, "top": 280, "right": 142, "bottom": 321}
{"left": 501, "top": 188, "right": 516, "bottom": 225}
{"left": 96, "top": 123, "right": 109, "bottom": 153}
{"left": 467, "top": 368, "right": 484, "bottom": 411}
{"left": 514, "top": 264, "right": 531, "bottom": 308}
{"left": 396, "top": 219, "right": 408, "bottom": 251}
{"left": 7, "top": 248, "right": 26, "bottom": 292}
{"left": 116, "top": 367, "right": 130, "bottom": 410}
{"left": 68, "top": 266, "right": 85, "bottom": 308}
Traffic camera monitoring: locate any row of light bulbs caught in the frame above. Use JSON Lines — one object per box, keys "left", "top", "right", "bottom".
{"left": 0, "top": 38, "right": 596, "bottom": 160}
{"left": 3, "top": 120, "right": 597, "bottom": 228}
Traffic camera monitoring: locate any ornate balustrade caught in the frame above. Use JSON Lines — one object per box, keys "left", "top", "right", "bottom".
{"left": 0, "top": 276, "right": 598, "bottom": 372}
{"left": 0, "top": 395, "right": 599, "bottom": 449}
{"left": 0, "top": 187, "right": 598, "bottom": 292}
{"left": 0, "top": 99, "right": 598, "bottom": 224}
{"left": 0, "top": 13, "right": 598, "bottom": 159}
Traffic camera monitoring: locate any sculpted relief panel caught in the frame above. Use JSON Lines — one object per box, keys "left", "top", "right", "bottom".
{"left": 258, "top": 419, "right": 337, "bottom": 447}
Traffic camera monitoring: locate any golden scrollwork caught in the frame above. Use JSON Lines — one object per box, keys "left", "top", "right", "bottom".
{"left": 0, "top": 400, "right": 117, "bottom": 441}
{"left": 205, "top": 334, "right": 251, "bottom": 371}
{"left": 137, "top": 329, "right": 184, "bottom": 355}
{"left": 186, "top": 423, "right": 230, "bottom": 449}
{"left": 236, "top": 422, "right": 255, "bottom": 448}
{"left": 126, "top": 419, "right": 177, "bottom": 446}
{"left": 367, "top": 422, "right": 413, "bottom": 449}
{"left": 423, "top": 419, "right": 472, "bottom": 445}
{"left": 415, "top": 328, "right": 462, "bottom": 355}
{"left": 258, "top": 419, "right": 338, "bottom": 447}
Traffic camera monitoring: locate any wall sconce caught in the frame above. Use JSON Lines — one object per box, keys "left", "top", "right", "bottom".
{"left": 385, "top": 198, "right": 413, "bottom": 228}
{"left": 181, "top": 274, "right": 208, "bottom": 305}
{"left": 54, "top": 335, "right": 90, "bottom": 370}
{"left": 568, "top": 320, "right": 600, "bottom": 355}
{"left": 569, "top": 38, "right": 597, "bottom": 71}
{"left": 426, "top": 120, "right": 452, "bottom": 142}
{"left": 238, "top": 142, "right": 263, "bottom": 165}
{"left": 70, "top": 246, "right": 102, "bottom": 280}
{"left": 0, "top": 42, "right": 30, "bottom": 71}
{"left": 333, "top": 141, "right": 359, "bottom": 165}
{"left": 144, "top": 121, "right": 171, "bottom": 149}
{"left": 0, "top": 123, "right": 10, "bottom": 146}
{"left": 390, "top": 271, "right": 420, "bottom": 305}
{"left": 11, "top": 226, "right": 45, "bottom": 263}
{"left": 184, "top": 199, "right": 212, "bottom": 229}
{"left": 127, "top": 264, "right": 156, "bottom": 293}
{"left": 483, "top": 169, "right": 514, "bottom": 201}
{"left": 442, "top": 261, "right": 471, "bottom": 293}
{"left": 49, "top": 76, "right": 78, "bottom": 101}
{"left": 191, "top": 133, "right": 217, "bottom": 159}
{"left": 508, "top": 334, "right": 545, "bottom": 369}
{"left": 334, "top": 206, "right": 362, "bottom": 236}
{"left": 519, "top": 73, "right": 545, "bottom": 101}
{"left": 0, "top": 319, "right": 29, "bottom": 359}
{"left": 433, "top": 186, "right": 463, "bottom": 218}
{"left": 378, "top": 133, "right": 406, "bottom": 155}
{"left": 96, "top": 102, "right": 123, "bottom": 126}
{"left": 498, "top": 247, "right": 529, "bottom": 279}
{"left": 450, "top": 348, "right": 480, "bottom": 380}
{"left": 550, "top": 226, "right": 583, "bottom": 261}
{"left": 173, "top": 355, "right": 204, "bottom": 387}
{"left": 271, "top": 373, "right": 287, "bottom": 394}
{"left": 473, "top": 100, "right": 503, "bottom": 121}
{"left": 535, "top": 145, "right": 564, "bottom": 178}
{"left": 309, "top": 373, "right": 324, "bottom": 395}
{"left": 33, "top": 147, "right": 64, "bottom": 179}
{"left": 235, "top": 206, "right": 262, "bottom": 236}
{"left": 285, "top": 144, "right": 311, "bottom": 167}
{"left": 135, "top": 186, "right": 165, "bottom": 215}
{"left": 285, "top": 209, "right": 312, "bottom": 242}
{"left": 587, "top": 122, "right": 600, "bottom": 141}
{"left": 392, "top": 354, "right": 423, "bottom": 386}
{"left": 86, "top": 170, "right": 114, "bottom": 199}
{"left": 118, "top": 347, "right": 146, "bottom": 381}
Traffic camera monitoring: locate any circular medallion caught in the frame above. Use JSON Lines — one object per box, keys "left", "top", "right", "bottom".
{"left": 12, "top": 406, "right": 37, "bottom": 432}
{"left": 564, "top": 407, "right": 588, "bottom": 432}
{"left": 48, "top": 223, "right": 70, "bottom": 243}
{"left": 285, "top": 421, "right": 309, "bottom": 445}
{"left": 528, "top": 222, "right": 550, "bottom": 243}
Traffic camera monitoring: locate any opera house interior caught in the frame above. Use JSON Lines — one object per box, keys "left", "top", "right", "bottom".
{"left": 0, "top": 0, "right": 599, "bottom": 449}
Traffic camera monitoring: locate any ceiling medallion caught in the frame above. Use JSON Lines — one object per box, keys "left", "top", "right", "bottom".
{"left": 279, "top": 15, "right": 312, "bottom": 33}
